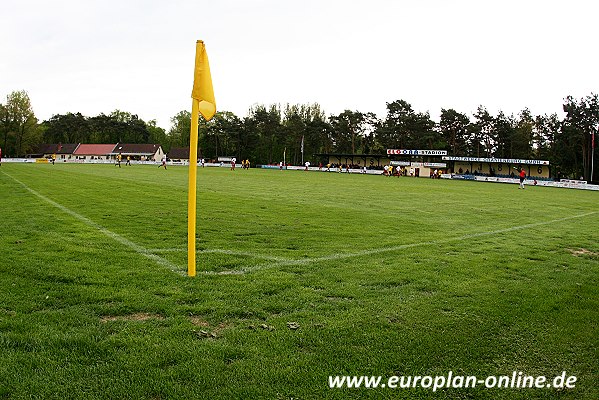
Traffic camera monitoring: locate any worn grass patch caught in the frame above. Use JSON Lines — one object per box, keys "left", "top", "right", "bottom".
{"left": 100, "top": 312, "right": 165, "bottom": 323}
{"left": 567, "top": 248, "right": 599, "bottom": 257}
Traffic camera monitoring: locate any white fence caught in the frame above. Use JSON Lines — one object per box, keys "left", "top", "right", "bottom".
{"left": 441, "top": 174, "right": 599, "bottom": 191}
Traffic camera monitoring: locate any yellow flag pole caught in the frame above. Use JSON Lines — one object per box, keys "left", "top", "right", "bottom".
{"left": 188, "top": 98, "right": 200, "bottom": 277}
{"left": 188, "top": 40, "right": 216, "bottom": 277}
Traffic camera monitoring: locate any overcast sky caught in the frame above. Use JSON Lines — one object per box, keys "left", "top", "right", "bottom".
{"left": 2, "top": 0, "right": 597, "bottom": 130}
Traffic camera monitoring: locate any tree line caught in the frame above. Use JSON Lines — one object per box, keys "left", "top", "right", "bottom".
{"left": 1, "top": 90, "right": 597, "bottom": 180}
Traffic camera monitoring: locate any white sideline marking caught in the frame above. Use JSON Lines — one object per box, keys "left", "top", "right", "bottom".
{"left": 236, "top": 210, "right": 599, "bottom": 273}
{"left": 146, "top": 248, "right": 186, "bottom": 253}
{"left": 3, "top": 171, "right": 183, "bottom": 275}
{"left": 148, "top": 248, "right": 287, "bottom": 261}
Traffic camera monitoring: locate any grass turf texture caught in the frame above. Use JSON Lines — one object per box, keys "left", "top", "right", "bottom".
{"left": 0, "top": 163, "right": 597, "bottom": 399}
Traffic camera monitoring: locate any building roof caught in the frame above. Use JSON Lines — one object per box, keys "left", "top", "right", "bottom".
{"left": 112, "top": 143, "right": 162, "bottom": 155}
{"left": 168, "top": 147, "right": 190, "bottom": 160}
{"left": 57, "top": 143, "right": 80, "bottom": 154}
{"left": 36, "top": 144, "right": 58, "bottom": 155}
{"left": 36, "top": 143, "right": 80, "bottom": 154}
{"left": 73, "top": 144, "right": 117, "bottom": 155}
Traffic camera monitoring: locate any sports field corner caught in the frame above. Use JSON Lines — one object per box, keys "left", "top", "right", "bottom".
{"left": 0, "top": 162, "right": 598, "bottom": 399}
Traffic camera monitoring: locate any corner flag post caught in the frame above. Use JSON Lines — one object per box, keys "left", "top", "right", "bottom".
{"left": 188, "top": 99, "right": 200, "bottom": 277}
{"left": 188, "top": 40, "right": 216, "bottom": 277}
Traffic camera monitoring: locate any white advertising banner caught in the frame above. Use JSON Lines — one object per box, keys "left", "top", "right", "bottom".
{"left": 442, "top": 156, "right": 549, "bottom": 165}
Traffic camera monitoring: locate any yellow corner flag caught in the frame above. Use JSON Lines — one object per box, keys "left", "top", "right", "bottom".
{"left": 188, "top": 40, "right": 216, "bottom": 277}
{"left": 191, "top": 40, "right": 216, "bottom": 120}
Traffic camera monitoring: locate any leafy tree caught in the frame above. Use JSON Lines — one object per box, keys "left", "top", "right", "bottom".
{"left": 439, "top": 108, "right": 470, "bottom": 155}
{"left": 168, "top": 110, "right": 192, "bottom": 148}
{"left": 124, "top": 115, "right": 150, "bottom": 144}
{"left": 493, "top": 111, "right": 516, "bottom": 158}
{"left": 44, "top": 111, "right": 152, "bottom": 145}
{"left": 245, "top": 104, "right": 283, "bottom": 164}
{"left": 146, "top": 120, "right": 169, "bottom": 151}
{"left": 107, "top": 110, "right": 151, "bottom": 143}
{"left": 471, "top": 106, "right": 495, "bottom": 157}
{"left": 562, "top": 94, "right": 599, "bottom": 180}
{"left": 202, "top": 111, "right": 244, "bottom": 159}
{"left": 534, "top": 113, "right": 563, "bottom": 176}
{"left": 410, "top": 111, "right": 438, "bottom": 149}
{"left": 376, "top": 100, "right": 435, "bottom": 150}
{"left": 282, "top": 104, "right": 307, "bottom": 165}
{"left": 533, "top": 114, "right": 559, "bottom": 158}
{"left": 42, "top": 113, "right": 89, "bottom": 143}
{"left": 512, "top": 108, "right": 534, "bottom": 158}
{"left": 0, "top": 103, "right": 11, "bottom": 156}
{"left": 303, "top": 103, "right": 332, "bottom": 158}
{"left": 2, "top": 90, "right": 38, "bottom": 156}
{"left": 87, "top": 114, "right": 119, "bottom": 143}
{"left": 329, "top": 110, "right": 363, "bottom": 154}
{"left": 376, "top": 100, "right": 414, "bottom": 149}
{"left": 110, "top": 110, "right": 133, "bottom": 123}
{"left": 357, "top": 112, "right": 380, "bottom": 154}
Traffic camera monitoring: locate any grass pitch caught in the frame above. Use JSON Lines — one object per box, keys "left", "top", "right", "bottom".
{"left": 0, "top": 163, "right": 598, "bottom": 399}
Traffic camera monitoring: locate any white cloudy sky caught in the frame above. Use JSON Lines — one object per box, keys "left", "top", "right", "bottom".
{"left": 1, "top": 0, "right": 597, "bottom": 130}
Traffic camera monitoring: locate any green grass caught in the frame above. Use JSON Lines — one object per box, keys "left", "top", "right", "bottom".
{"left": 0, "top": 163, "right": 598, "bottom": 399}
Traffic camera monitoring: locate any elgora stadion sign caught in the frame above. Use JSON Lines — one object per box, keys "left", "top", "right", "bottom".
{"left": 387, "top": 149, "right": 448, "bottom": 156}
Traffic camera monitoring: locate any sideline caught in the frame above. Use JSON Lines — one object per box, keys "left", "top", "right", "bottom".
{"left": 148, "top": 247, "right": 288, "bottom": 262}
{"left": 235, "top": 210, "right": 598, "bottom": 274}
{"left": 2, "top": 171, "right": 183, "bottom": 275}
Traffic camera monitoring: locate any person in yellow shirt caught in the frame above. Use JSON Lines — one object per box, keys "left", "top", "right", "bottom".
{"left": 115, "top": 153, "right": 122, "bottom": 168}
{"left": 51, "top": 153, "right": 56, "bottom": 165}
{"left": 126, "top": 155, "right": 131, "bottom": 166}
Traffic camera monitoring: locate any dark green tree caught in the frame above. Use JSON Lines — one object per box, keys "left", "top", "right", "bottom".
{"left": 376, "top": 100, "right": 435, "bottom": 150}
{"left": 493, "top": 111, "right": 516, "bottom": 158}
{"left": 202, "top": 111, "right": 244, "bottom": 159}
{"left": 471, "top": 106, "right": 495, "bottom": 157}
{"left": 512, "top": 108, "right": 534, "bottom": 159}
{"left": 88, "top": 113, "right": 124, "bottom": 143}
{"left": 146, "top": 120, "right": 168, "bottom": 151}
{"left": 303, "top": 103, "right": 332, "bottom": 158}
{"left": 0, "top": 103, "right": 12, "bottom": 156}
{"left": 245, "top": 104, "right": 283, "bottom": 164}
{"left": 562, "top": 94, "right": 599, "bottom": 180}
{"left": 329, "top": 110, "right": 366, "bottom": 154}
{"left": 439, "top": 108, "right": 470, "bottom": 155}
{"left": 282, "top": 104, "right": 307, "bottom": 165}
{"left": 376, "top": 100, "right": 414, "bottom": 149}
{"left": 534, "top": 113, "right": 562, "bottom": 176}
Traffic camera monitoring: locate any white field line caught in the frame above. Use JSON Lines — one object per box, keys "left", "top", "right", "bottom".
{"left": 148, "top": 248, "right": 288, "bottom": 262}
{"left": 233, "top": 210, "right": 599, "bottom": 274}
{"left": 3, "top": 171, "right": 183, "bottom": 275}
